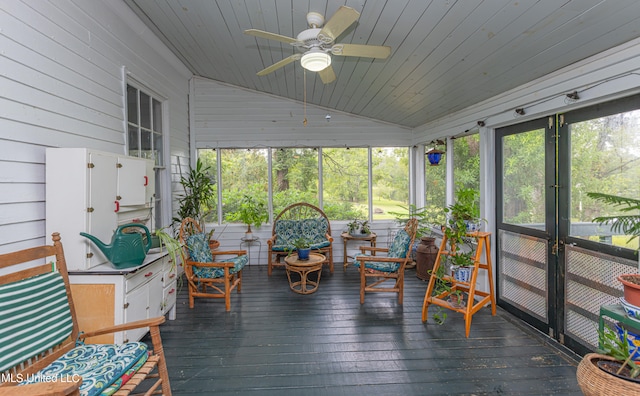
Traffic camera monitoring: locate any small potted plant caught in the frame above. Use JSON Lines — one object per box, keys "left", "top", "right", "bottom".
{"left": 449, "top": 251, "right": 475, "bottom": 283}
{"left": 577, "top": 322, "right": 640, "bottom": 395}
{"left": 292, "top": 237, "right": 311, "bottom": 260}
{"left": 229, "top": 195, "right": 269, "bottom": 240}
{"left": 346, "top": 219, "right": 371, "bottom": 236}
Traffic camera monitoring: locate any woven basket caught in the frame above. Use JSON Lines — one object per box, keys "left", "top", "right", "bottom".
{"left": 577, "top": 353, "right": 640, "bottom": 396}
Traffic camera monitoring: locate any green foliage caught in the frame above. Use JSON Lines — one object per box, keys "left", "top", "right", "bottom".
{"left": 598, "top": 324, "right": 640, "bottom": 378}
{"left": 443, "top": 187, "right": 480, "bottom": 247}
{"left": 389, "top": 204, "right": 442, "bottom": 238}
{"left": 227, "top": 194, "right": 268, "bottom": 230}
{"left": 587, "top": 192, "right": 640, "bottom": 245}
{"left": 448, "top": 251, "right": 474, "bottom": 268}
{"left": 292, "top": 237, "right": 311, "bottom": 249}
{"left": 347, "top": 219, "right": 370, "bottom": 235}
{"left": 174, "top": 158, "right": 215, "bottom": 226}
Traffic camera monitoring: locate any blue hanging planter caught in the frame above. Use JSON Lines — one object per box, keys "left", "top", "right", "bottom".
{"left": 426, "top": 148, "right": 445, "bottom": 166}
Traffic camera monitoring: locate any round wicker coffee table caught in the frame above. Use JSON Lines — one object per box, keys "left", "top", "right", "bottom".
{"left": 284, "top": 253, "right": 325, "bottom": 294}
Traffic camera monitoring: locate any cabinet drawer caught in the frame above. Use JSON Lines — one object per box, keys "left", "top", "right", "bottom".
{"left": 126, "top": 261, "right": 161, "bottom": 293}
{"left": 162, "top": 281, "right": 177, "bottom": 314}
{"left": 163, "top": 262, "right": 178, "bottom": 287}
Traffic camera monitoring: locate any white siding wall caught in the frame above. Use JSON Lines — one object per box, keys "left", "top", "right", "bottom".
{"left": 191, "top": 77, "right": 413, "bottom": 149}
{"left": 0, "top": 0, "right": 191, "bottom": 253}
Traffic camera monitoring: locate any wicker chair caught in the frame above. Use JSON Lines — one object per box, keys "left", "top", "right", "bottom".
{"left": 353, "top": 218, "right": 418, "bottom": 304}
{"left": 179, "top": 217, "right": 247, "bottom": 311}
{"left": 0, "top": 233, "right": 171, "bottom": 395}
{"left": 266, "top": 202, "right": 334, "bottom": 276}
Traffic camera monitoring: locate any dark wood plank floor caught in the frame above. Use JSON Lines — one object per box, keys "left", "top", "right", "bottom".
{"left": 155, "top": 264, "right": 582, "bottom": 395}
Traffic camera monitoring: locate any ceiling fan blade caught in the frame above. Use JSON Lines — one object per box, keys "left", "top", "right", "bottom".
{"left": 317, "top": 6, "right": 360, "bottom": 44}
{"left": 332, "top": 44, "right": 391, "bottom": 59}
{"left": 318, "top": 65, "right": 336, "bottom": 84}
{"left": 244, "top": 29, "right": 298, "bottom": 45}
{"left": 256, "top": 54, "right": 301, "bottom": 76}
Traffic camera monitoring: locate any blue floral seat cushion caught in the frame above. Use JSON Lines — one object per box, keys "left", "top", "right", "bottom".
{"left": 272, "top": 218, "right": 330, "bottom": 251}
{"left": 20, "top": 342, "right": 148, "bottom": 396}
{"left": 353, "top": 229, "right": 411, "bottom": 273}
{"left": 186, "top": 233, "right": 247, "bottom": 278}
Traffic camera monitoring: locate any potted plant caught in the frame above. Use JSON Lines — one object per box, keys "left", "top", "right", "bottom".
{"left": 292, "top": 237, "right": 311, "bottom": 260}
{"left": 587, "top": 193, "right": 640, "bottom": 305}
{"left": 577, "top": 323, "right": 640, "bottom": 395}
{"left": 229, "top": 194, "right": 269, "bottom": 240}
{"left": 174, "top": 158, "right": 218, "bottom": 248}
{"left": 449, "top": 251, "right": 475, "bottom": 283}
{"left": 346, "top": 219, "right": 371, "bottom": 236}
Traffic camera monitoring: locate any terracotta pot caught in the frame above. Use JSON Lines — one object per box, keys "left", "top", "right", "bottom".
{"left": 577, "top": 353, "right": 640, "bottom": 396}
{"left": 619, "top": 275, "right": 640, "bottom": 307}
{"left": 415, "top": 237, "right": 438, "bottom": 281}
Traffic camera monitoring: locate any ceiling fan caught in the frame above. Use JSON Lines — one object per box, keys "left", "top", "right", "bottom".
{"left": 244, "top": 6, "right": 391, "bottom": 84}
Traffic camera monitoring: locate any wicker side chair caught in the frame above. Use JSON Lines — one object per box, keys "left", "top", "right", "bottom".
{"left": 179, "top": 217, "right": 247, "bottom": 311}
{"left": 353, "top": 218, "right": 419, "bottom": 304}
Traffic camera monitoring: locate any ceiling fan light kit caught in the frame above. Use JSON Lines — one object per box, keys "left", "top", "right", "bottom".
{"left": 301, "top": 50, "right": 331, "bottom": 72}
{"left": 244, "top": 6, "right": 390, "bottom": 84}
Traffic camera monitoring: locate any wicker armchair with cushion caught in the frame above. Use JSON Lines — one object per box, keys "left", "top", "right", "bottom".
{"left": 353, "top": 218, "right": 418, "bottom": 304}
{"left": 179, "top": 217, "right": 247, "bottom": 311}
{"left": 267, "top": 202, "right": 334, "bottom": 276}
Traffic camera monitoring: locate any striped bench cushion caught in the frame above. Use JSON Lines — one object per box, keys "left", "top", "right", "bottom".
{"left": 0, "top": 270, "right": 74, "bottom": 372}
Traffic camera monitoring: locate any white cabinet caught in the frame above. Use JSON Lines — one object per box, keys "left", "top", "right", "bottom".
{"left": 47, "top": 148, "right": 174, "bottom": 343}
{"left": 46, "top": 148, "right": 154, "bottom": 270}
{"left": 69, "top": 252, "right": 176, "bottom": 344}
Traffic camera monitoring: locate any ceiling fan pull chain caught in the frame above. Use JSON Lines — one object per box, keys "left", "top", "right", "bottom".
{"left": 303, "top": 69, "right": 308, "bottom": 126}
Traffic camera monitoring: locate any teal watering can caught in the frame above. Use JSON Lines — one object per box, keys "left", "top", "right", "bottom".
{"left": 80, "top": 223, "right": 152, "bottom": 269}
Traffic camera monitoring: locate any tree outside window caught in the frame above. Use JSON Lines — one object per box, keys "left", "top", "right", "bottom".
{"left": 322, "top": 148, "right": 368, "bottom": 220}
{"left": 372, "top": 147, "right": 409, "bottom": 220}
{"left": 271, "top": 148, "right": 319, "bottom": 216}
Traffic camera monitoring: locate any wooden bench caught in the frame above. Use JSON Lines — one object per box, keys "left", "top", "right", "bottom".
{"left": 266, "top": 202, "right": 334, "bottom": 276}
{"left": 0, "top": 233, "right": 171, "bottom": 395}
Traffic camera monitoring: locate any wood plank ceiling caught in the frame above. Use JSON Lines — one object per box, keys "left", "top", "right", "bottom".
{"left": 124, "top": 0, "right": 640, "bottom": 129}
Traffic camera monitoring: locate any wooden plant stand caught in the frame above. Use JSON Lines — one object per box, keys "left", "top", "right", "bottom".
{"left": 421, "top": 231, "right": 496, "bottom": 337}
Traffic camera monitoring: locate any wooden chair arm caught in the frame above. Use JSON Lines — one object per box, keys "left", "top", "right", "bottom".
{"left": 359, "top": 246, "right": 389, "bottom": 253}
{"left": 355, "top": 256, "right": 404, "bottom": 263}
{"left": 211, "top": 250, "right": 247, "bottom": 256}
{"left": 325, "top": 233, "right": 334, "bottom": 243}
{"left": 186, "top": 260, "right": 234, "bottom": 268}
{"left": 0, "top": 378, "right": 82, "bottom": 396}
{"left": 80, "top": 316, "right": 165, "bottom": 339}
{"left": 266, "top": 236, "right": 276, "bottom": 246}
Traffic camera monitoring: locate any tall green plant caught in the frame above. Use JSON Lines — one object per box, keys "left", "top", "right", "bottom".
{"left": 174, "top": 158, "right": 215, "bottom": 227}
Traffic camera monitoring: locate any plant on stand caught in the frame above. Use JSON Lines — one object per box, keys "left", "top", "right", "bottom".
{"left": 229, "top": 194, "right": 269, "bottom": 240}
{"left": 346, "top": 219, "right": 371, "bottom": 236}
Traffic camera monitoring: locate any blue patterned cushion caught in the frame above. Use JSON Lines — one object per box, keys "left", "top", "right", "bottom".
{"left": 272, "top": 218, "right": 330, "bottom": 251}
{"left": 353, "top": 230, "right": 411, "bottom": 273}
{"left": 353, "top": 255, "right": 402, "bottom": 272}
{"left": 20, "top": 343, "right": 148, "bottom": 396}
{"left": 186, "top": 233, "right": 214, "bottom": 263}
{"left": 388, "top": 229, "right": 411, "bottom": 258}
{"left": 191, "top": 251, "right": 248, "bottom": 279}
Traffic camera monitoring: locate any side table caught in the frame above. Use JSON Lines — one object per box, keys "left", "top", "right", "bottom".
{"left": 240, "top": 236, "right": 261, "bottom": 266}
{"left": 341, "top": 232, "right": 377, "bottom": 269}
{"left": 284, "top": 253, "right": 325, "bottom": 294}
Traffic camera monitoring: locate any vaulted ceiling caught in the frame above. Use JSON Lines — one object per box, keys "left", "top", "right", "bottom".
{"left": 124, "top": 0, "right": 640, "bottom": 129}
